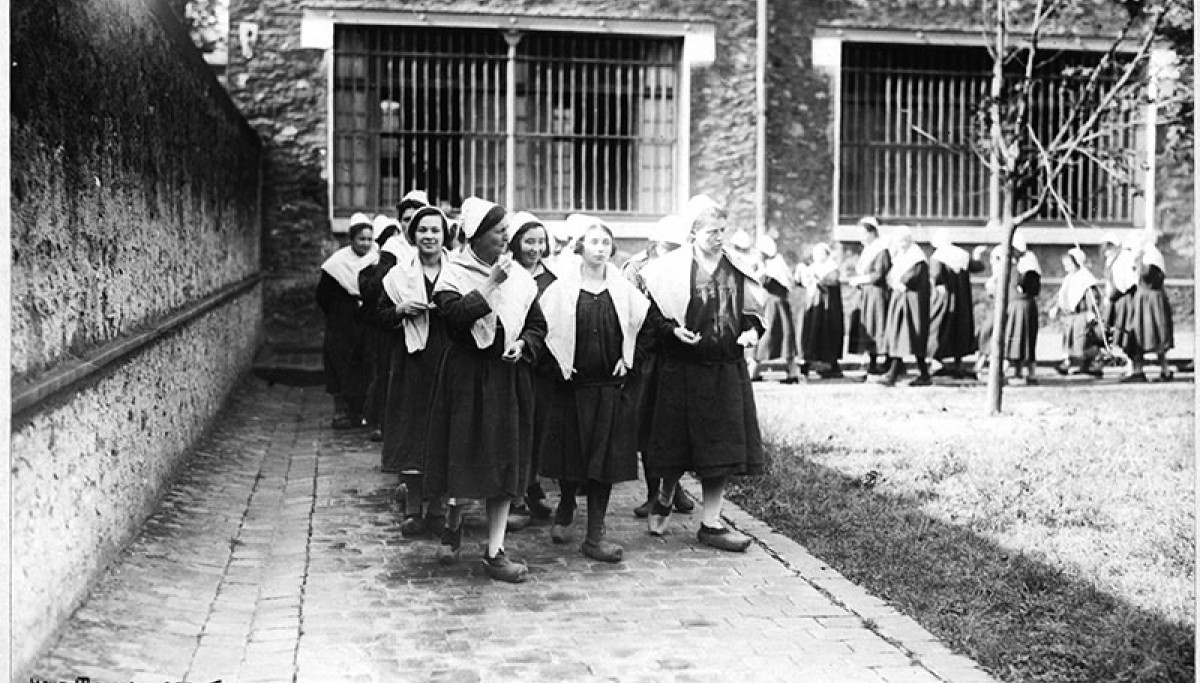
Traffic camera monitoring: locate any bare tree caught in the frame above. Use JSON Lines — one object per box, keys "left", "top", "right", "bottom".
{"left": 974, "top": 0, "right": 1183, "bottom": 414}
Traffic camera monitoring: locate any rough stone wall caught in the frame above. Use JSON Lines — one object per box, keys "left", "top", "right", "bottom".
{"left": 10, "top": 0, "right": 264, "bottom": 676}
{"left": 11, "top": 0, "right": 262, "bottom": 382}
{"left": 224, "top": 0, "right": 758, "bottom": 316}
{"left": 11, "top": 289, "right": 262, "bottom": 678}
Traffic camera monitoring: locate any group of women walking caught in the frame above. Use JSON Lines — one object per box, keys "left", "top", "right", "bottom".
{"left": 317, "top": 193, "right": 765, "bottom": 583}
{"left": 745, "top": 217, "right": 1176, "bottom": 386}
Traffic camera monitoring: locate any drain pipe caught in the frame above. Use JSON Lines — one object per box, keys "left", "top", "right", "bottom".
{"left": 754, "top": 0, "right": 768, "bottom": 237}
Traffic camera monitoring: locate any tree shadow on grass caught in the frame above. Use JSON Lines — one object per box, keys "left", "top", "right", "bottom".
{"left": 727, "top": 441, "right": 1195, "bottom": 683}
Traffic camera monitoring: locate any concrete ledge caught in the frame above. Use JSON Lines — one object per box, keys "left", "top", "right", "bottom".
{"left": 12, "top": 274, "right": 263, "bottom": 419}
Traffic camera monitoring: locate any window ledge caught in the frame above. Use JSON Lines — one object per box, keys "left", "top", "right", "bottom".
{"left": 833, "top": 224, "right": 1145, "bottom": 245}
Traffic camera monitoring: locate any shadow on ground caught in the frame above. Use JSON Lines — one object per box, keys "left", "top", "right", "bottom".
{"left": 727, "top": 441, "right": 1195, "bottom": 683}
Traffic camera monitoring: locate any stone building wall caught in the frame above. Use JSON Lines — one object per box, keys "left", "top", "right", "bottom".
{"left": 10, "top": 0, "right": 263, "bottom": 675}
{"left": 224, "top": 0, "right": 760, "bottom": 312}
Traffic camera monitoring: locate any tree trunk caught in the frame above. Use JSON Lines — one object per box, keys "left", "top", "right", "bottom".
{"left": 986, "top": 219, "right": 1016, "bottom": 415}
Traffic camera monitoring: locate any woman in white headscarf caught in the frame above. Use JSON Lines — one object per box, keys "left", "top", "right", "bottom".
{"left": 878, "top": 227, "right": 931, "bottom": 386}
{"left": 375, "top": 206, "right": 452, "bottom": 534}
{"left": 1003, "top": 232, "right": 1042, "bottom": 384}
{"left": 796, "top": 243, "right": 845, "bottom": 379}
{"left": 423, "top": 197, "right": 547, "bottom": 583}
{"left": 926, "top": 233, "right": 987, "bottom": 379}
{"left": 639, "top": 195, "right": 765, "bottom": 553}
{"left": 1126, "top": 231, "right": 1175, "bottom": 381}
{"left": 1051, "top": 248, "right": 1103, "bottom": 377}
{"left": 847, "top": 217, "right": 891, "bottom": 377}
{"left": 316, "top": 213, "right": 378, "bottom": 429}
{"left": 537, "top": 219, "right": 649, "bottom": 562}
{"left": 750, "top": 233, "right": 801, "bottom": 383}
{"left": 361, "top": 214, "right": 409, "bottom": 443}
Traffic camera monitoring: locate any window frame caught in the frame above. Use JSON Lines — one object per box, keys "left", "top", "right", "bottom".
{"left": 814, "top": 27, "right": 1155, "bottom": 246}
{"left": 303, "top": 9, "right": 716, "bottom": 239}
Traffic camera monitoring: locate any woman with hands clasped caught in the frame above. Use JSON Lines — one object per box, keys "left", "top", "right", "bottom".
{"left": 639, "top": 195, "right": 765, "bottom": 553}
{"left": 422, "top": 197, "right": 547, "bottom": 583}
{"left": 376, "top": 206, "right": 451, "bottom": 535}
{"left": 537, "top": 218, "right": 650, "bottom": 562}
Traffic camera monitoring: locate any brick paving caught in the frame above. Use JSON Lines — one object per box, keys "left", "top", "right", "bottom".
{"left": 29, "top": 378, "right": 999, "bottom": 683}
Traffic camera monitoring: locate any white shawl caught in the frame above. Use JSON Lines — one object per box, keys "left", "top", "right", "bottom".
{"left": 1111, "top": 249, "right": 1138, "bottom": 293}
{"left": 381, "top": 234, "right": 414, "bottom": 261}
{"left": 381, "top": 250, "right": 448, "bottom": 352}
{"left": 931, "top": 244, "right": 970, "bottom": 273}
{"left": 641, "top": 244, "right": 765, "bottom": 327}
{"left": 433, "top": 246, "right": 538, "bottom": 351}
{"left": 1059, "top": 268, "right": 1100, "bottom": 312}
{"left": 540, "top": 262, "right": 649, "bottom": 381}
{"left": 887, "top": 244, "right": 927, "bottom": 290}
{"left": 855, "top": 238, "right": 889, "bottom": 277}
{"left": 1017, "top": 252, "right": 1042, "bottom": 275}
{"left": 762, "top": 253, "right": 793, "bottom": 288}
{"left": 320, "top": 245, "right": 379, "bottom": 297}
{"left": 1142, "top": 244, "right": 1166, "bottom": 272}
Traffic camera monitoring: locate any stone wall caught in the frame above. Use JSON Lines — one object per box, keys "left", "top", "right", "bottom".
{"left": 224, "top": 0, "right": 759, "bottom": 320}
{"left": 12, "top": 0, "right": 262, "bottom": 382}
{"left": 10, "top": 0, "right": 263, "bottom": 676}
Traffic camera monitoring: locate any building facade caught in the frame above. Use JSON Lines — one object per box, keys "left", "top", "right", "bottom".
{"left": 223, "top": 0, "right": 1192, "bottom": 305}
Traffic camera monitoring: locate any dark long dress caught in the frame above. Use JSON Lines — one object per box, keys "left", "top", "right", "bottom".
{"left": 645, "top": 258, "right": 764, "bottom": 480}
{"left": 537, "top": 290, "right": 640, "bottom": 484}
{"left": 316, "top": 271, "right": 368, "bottom": 412}
{"left": 800, "top": 270, "right": 844, "bottom": 364}
{"left": 529, "top": 267, "right": 559, "bottom": 482}
{"left": 848, "top": 248, "right": 891, "bottom": 354}
{"left": 423, "top": 289, "right": 547, "bottom": 500}
{"left": 623, "top": 255, "right": 658, "bottom": 452}
{"left": 754, "top": 276, "right": 797, "bottom": 363}
{"left": 358, "top": 253, "right": 398, "bottom": 427}
{"left": 1128, "top": 263, "right": 1173, "bottom": 354}
{"left": 880, "top": 260, "right": 930, "bottom": 358}
{"left": 1004, "top": 269, "right": 1041, "bottom": 363}
{"left": 1062, "top": 285, "right": 1102, "bottom": 362}
{"left": 927, "top": 259, "right": 985, "bottom": 360}
{"left": 1106, "top": 286, "right": 1136, "bottom": 353}
{"left": 377, "top": 275, "right": 449, "bottom": 474}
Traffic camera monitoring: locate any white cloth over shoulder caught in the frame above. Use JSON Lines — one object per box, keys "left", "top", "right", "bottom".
{"left": 540, "top": 262, "right": 649, "bottom": 381}
{"left": 1142, "top": 244, "right": 1166, "bottom": 272}
{"left": 1059, "top": 267, "right": 1099, "bottom": 311}
{"left": 931, "top": 244, "right": 970, "bottom": 273}
{"left": 382, "top": 249, "right": 449, "bottom": 352}
{"left": 1111, "top": 249, "right": 1138, "bottom": 293}
{"left": 641, "top": 244, "right": 765, "bottom": 327}
{"left": 887, "top": 244, "right": 927, "bottom": 290}
{"left": 1017, "top": 251, "right": 1042, "bottom": 275}
{"left": 434, "top": 246, "right": 538, "bottom": 351}
{"left": 320, "top": 244, "right": 379, "bottom": 297}
{"left": 855, "top": 238, "right": 889, "bottom": 277}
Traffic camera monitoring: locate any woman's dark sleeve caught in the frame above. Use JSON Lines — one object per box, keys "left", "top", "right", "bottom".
{"left": 868, "top": 250, "right": 891, "bottom": 286}
{"left": 431, "top": 289, "right": 493, "bottom": 331}
{"left": 518, "top": 299, "right": 548, "bottom": 363}
{"left": 644, "top": 298, "right": 679, "bottom": 341}
{"left": 316, "top": 272, "right": 340, "bottom": 316}
{"left": 633, "top": 315, "right": 654, "bottom": 371}
{"left": 968, "top": 258, "right": 986, "bottom": 275}
{"left": 1144, "top": 263, "right": 1166, "bottom": 289}
{"left": 898, "top": 261, "right": 927, "bottom": 290}
{"left": 374, "top": 289, "right": 405, "bottom": 330}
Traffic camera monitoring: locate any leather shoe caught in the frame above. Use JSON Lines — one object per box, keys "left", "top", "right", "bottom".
{"left": 697, "top": 525, "right": 752, "bottom": 553}
{"left": 481, "top": 549, "right": 528, "bottom": 583}
{"left": 550, "top": 523, "right": 571, "bottom": 544}
{"left": 672, "top": 487, "right": 695, "bottom": 513}
{"left": 581, "top": 538, "right": 624, "bottom": 563}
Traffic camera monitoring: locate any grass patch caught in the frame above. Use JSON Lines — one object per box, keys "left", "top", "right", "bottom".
{"left": 729, "top": 383, "right": 1194, "bottom": 683}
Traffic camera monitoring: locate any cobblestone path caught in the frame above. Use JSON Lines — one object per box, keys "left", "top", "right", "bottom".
{"left": 29, "top": 379, "right": 997, "bottom": 683}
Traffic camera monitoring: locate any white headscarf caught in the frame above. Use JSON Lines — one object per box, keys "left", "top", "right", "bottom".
{"left": 651, "top": 215, "right": 690, "bottom": 247}
{"left": 459, "top": 196, "right": 502, "bottom": 241}
{"left": 1059, "top": 263, "right": 1099, "bottom": 312}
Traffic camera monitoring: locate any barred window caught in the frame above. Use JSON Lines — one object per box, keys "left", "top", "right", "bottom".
{"left": 839, "top": 43, "right": 1139, "bottom": 226}
{"left": 333, "top": 26, "right": 681, "bottom": 218}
